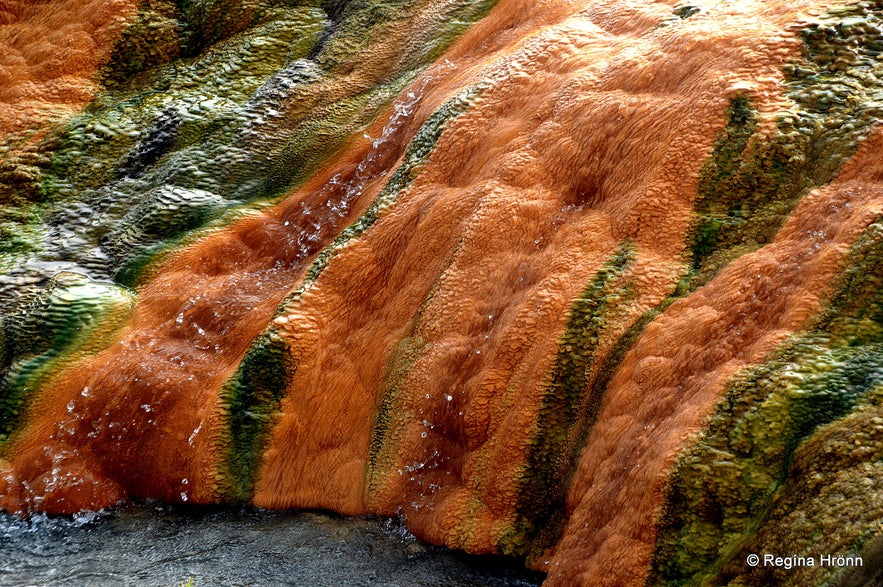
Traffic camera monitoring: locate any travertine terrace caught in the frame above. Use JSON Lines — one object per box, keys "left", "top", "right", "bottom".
{"left": 1, "top": 1, "right": 881, "bottom": 585}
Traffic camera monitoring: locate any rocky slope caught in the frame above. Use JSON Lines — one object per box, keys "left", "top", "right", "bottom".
{"left": 0, "top": 1, "right": 881, "bottom": 585}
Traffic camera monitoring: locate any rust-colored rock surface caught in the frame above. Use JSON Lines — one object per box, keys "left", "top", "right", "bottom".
{"left": 0, "top": 0, "right": 137, "bottom": 168}
{"left": 1, "top": 1, "right": 881, "bottom": 585}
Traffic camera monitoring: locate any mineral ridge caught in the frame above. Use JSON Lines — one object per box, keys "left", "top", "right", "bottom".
{"left": 1, "top": 1, "right": 881, "bottom": 585}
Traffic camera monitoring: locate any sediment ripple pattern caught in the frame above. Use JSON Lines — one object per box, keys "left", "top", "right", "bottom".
{"left": 0, "top": 1, "right": 881, "bottom": 586}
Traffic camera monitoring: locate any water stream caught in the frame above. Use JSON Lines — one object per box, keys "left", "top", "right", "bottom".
{"left": 0, "top": 503, "right": 544, "bottom": 586}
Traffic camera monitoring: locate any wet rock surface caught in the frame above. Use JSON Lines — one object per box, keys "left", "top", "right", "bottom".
{"left": 1, "top": 1, "right": 882, "bottom": 585}
{"left": 0, "top": 503, "right": 544, "bottom": 586}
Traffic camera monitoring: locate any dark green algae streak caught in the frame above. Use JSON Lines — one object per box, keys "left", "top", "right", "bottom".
{"left": 645, "top": 4, "right": 883, "bottom": 586}
{"left": 351, "top": 0, "right": 883, "bottom": 573}
{"left": 220, "top": 83, "right": 486, "bottom": 502}
{"left": 300, "top": 1, "right": 883, "bottom": 570}
{"left": 485, "top": 1, "right": 883, "bottom": 566}
{"left": 218, "top": 330, "right": 295, "bottom": 502}
{"left": 0, "top": 0, "right": 500, "bottom": 464}
{"left": 1, "top": 2, "right": 881, "bottom": 583}
{"left": 498, "top": 243, "right": 638, "bottom": 561}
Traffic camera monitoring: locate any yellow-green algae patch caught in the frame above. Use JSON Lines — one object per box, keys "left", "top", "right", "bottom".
{"left": 0, "top": 0, "right": 500, "bottom": 446}
{"left": 720, "top": 390, "right": 883, "bottom": 587}
{"left": 645, "top": 6, "right": 883, "bottom": 581}
{"left": 687, "top": 2, "right": 883, "bottom": 290}
{"left": 0, "top": 0, "right": 500, "bottom": 292}
{"left": 649, "top": 217, "right": 883, "bottom": 586}
{"left": 0, "top": 274, "right": 136, "bottom": 445}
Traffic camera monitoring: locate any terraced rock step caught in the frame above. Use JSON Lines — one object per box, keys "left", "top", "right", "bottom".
{"left": 0, "top": 1, "right": 881, "bottom": 586}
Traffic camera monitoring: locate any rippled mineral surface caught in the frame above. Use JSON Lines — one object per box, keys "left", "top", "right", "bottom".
{"left": 1, "top": 0, "right": 882, "bottom": 586}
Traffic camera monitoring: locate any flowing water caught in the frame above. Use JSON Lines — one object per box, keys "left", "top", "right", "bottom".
{"left": 3, "top": 1, "right": 883, "bottom": 585}
{"left": 0, "top": 503, "right": 544, "bottom": 586}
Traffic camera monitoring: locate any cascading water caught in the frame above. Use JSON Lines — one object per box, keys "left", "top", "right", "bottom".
{"left": 1, "top": 1, "right": 882, "bottom": 586}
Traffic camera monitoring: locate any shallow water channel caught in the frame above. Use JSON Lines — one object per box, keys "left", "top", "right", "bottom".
{"left": 0, "top": 503, "right": 545, "bottom": 586}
